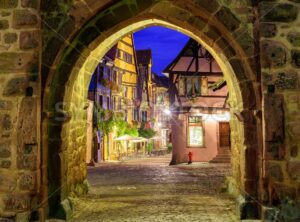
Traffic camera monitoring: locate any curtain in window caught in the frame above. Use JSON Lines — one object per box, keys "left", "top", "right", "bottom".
{"left": 186, "top": 77, "right": 193, "bottom": 97}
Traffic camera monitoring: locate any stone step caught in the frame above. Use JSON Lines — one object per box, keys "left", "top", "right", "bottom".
{"left": 209, "top": 154, "right": 231, "bottom": 163}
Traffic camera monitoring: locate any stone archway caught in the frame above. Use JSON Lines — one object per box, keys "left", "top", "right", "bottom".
{"left": 41, "top": 0, "right": 262, "bottom": 219}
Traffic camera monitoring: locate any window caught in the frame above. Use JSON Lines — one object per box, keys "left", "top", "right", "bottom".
{"left": 113, "top": 97, "right": 116, "bottom": 110}
{"left": 119, "top": 98, "right": 122, "bottom": 110}
{"left": 156, "top": 94, "right": 163, "bottom": 104}
{"left": 123, "top": 52, "right": 133, "bottom": 64}
{"left": 187, "top": 116, "right": 204, "bottom": 147}
{"left": 117, "top": 49, "right": 121, "bottom": 59}
{"left": 124, "top": 87, "right": 128, "bottom": 97}
{"left": 106, "top": 97, "right": 110, "bottom": 109}
{"left": 113, "top": 70, "right": 117, "bottom": 82}
{"left": 133, "top": 108, "right": 139, "bottom": 121}
{"left": 141, "top": 111, "right": 147, "bottom": 122}
{"left": 178, "top": 77, "right": 202, "bottom": 97}
{"left": 133, "top": 88, "right": 137, "bottom": 99}
{"left": 219, "top": 122, "right": 230, "bottom": 147}
{"left": 118, "top": 72, "right": 123, "bottom": 85}
{"left": 99, "top": 95, "right": 103, "bottom": 107}
{"left": 125, "top": 110, "right": 128, "bottom": 121}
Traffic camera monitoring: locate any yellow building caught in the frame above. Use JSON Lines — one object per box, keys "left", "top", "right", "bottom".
{"left": 113, "top": 34, "right": 138, "bottom": 124}
{"left": 99, "top": 34, "right": 139, "bottom": 160}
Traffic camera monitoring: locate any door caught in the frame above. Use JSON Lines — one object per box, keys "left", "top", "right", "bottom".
{"left": 219, "top": 122, "right": 230, "bottom": 148}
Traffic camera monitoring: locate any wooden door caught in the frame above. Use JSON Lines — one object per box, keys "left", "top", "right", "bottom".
{"left": 219, "top": 122, "right": 230, "bottom": 148}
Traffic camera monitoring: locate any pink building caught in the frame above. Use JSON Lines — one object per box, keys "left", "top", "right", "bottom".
{"left": 164, "top": 39, "right": 231, "bottom": 164}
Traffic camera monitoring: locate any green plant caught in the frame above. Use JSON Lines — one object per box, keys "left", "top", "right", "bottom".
{"left": 95, "top": 106, "right": 139, "bottom": 137}
{"left": 138, "top": 122, "right": 156, "bottom": 138}
{"left": 147, "top": 141, "right": 153, "bottom": 154}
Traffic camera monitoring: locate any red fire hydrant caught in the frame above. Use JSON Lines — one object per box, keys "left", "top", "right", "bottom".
{"left": 188, "top": 151, "right": 192, "bottom": 164}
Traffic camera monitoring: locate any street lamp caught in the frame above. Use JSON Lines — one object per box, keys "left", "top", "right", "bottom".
{"left": 163, "top": 108, "right": 171, "bottom": 115}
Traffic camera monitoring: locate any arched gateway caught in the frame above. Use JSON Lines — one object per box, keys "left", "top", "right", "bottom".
{"left": 1, "top": 0, "right": 299, "bottom": 221}
{"left": 42, "top": 0, "right": 261, "bottom": 219}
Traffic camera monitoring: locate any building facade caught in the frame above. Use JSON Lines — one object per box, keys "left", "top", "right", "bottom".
{"left": 151, "top": 74, "right": 172, "bottom": 153}
{"left": 164, "top": 39, "right": 230, "bottom": 164}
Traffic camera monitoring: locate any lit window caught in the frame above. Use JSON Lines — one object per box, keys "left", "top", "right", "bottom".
{"left": 187, "top": 116, "right": 204, "bottom": 147}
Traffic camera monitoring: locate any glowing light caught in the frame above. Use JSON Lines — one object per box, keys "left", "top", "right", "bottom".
{"left": 163, "top": 109, "right": 171, "bottom": 115}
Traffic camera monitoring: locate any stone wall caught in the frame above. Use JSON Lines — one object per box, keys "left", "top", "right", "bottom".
{"left": 0, "top": 0, "right": 298, "bottom": 221}
{"left": 0, "top": 0, "right": 41, "bottom": 221}
{"left": 259, "top": 0, "right": 300, "bottom": 220}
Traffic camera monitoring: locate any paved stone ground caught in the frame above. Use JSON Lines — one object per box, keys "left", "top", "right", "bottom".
{"left": 69, "top": 155, "right": 239, "bottom": 222}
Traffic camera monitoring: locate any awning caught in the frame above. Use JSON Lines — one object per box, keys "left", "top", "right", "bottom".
{"left": 113, "top": 135, "right": 140, "bottom": 141}
{"left": 131, "top": 137, "right": 148, "bottom": 143}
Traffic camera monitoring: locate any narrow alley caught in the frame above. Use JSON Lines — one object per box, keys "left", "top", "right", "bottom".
{"left": 69, "top": 155, "right": 238, "bottom": 222}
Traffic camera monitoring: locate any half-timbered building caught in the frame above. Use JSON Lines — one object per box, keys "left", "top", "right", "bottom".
{"left": 164, "top": 38, "right": 231, "bottom": 164}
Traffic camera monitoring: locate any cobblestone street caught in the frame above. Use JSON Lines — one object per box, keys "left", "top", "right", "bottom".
{"left": 69, "top": 155, "right": 240, "bottom": 222}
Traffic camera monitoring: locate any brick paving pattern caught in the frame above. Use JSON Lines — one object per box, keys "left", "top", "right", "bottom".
{"left": 70, "top": 155, "right": 239, "bottom": 222}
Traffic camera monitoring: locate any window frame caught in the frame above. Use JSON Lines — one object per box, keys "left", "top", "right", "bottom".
{"left": 187, "top": 116, "right": 205, "bottom": 148}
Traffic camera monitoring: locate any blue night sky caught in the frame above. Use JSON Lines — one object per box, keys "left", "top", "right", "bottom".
{"left": 133, "top": 26, "right": 189, "bottom": 76}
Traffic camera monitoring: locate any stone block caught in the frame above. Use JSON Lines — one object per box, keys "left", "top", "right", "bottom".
{"left": 0, "top": 160, "right": 11, "bottom": 168}
{"left": 20, "top": 31, "right": 39, "bottom": 49}
{"left": 21, "top": 0, "right": 39, "bottom": 9}
{"left": 3, "top": 77, "right": 29, "bottom": 96}
{"left": 18, "top": 172, "right": 36, "bottom": 191}
{"left": 204, "top": 25, "right": 221, "bottom": 42}
{"left": 262, "top": 72, "right": 273, "bottom": 87}
{"left": 0, "top": 171, "right": 16, "bottom": 191}
{"left": 261, "top": 41, "right": 287, "bottom": 68}
{"left": 229, "top": 58, "right": 247, "bottom": 81}
{"left": 215, "top": 7, "right": 240, "bottom": 32}
{"left": 187, "top": 16, "right": 207, "bottom": 32}
{"left": 290, "top": 145, "right": 298, "bottom": 157}
{"left": 234, "top": 29, "right": 254, "bottom": 56}
{"left": 287, "top": 160, "right": 300, "bottom": 181}
{"left": 4, "top": 194, "right": 30, "bottom": 211}
{"left": 0, "top": 0, "right": 18, "bottom": 8}
{"left": 0, "top": 142, "right": 11, "bottom": 158}
{"left": 261, "top": 3, "right": 298, "bottom": 22}
{"left": 13, "top": 10, "right": 38, "bottom": 29}
{"left": 193, "top": 0, "right": 220, "bottom": 13}
{"left": 275, "top": 71, "right": 298, "bottom": 90}
{"left": 0, "top": 20, "right": 9, "bottom": 29}
{"left": 0, "top": 52, "right": 35, "bottom": 73}
{"left": 3, "top": 33, "right": 17, "bottom": 44}
{"left": 267, "top": 163, "right": 284, "bottom": 182}
{"left": 17, "top": 154, "right": 37, "bottom": 170}
{"left": 265, "top": 142, "right": 285, "bottom": 160}
{"left": 260, "top": 23, "right": 277, "bottom": 38}
{"left": 263, "top": 94, "right": 284, "bottom": 142}
{"left": 275, "top": 183, "right": 297, "bottom": 200}
{"left": 215, "top": 38, "right": 236, "bottom": 59}
{"left": 0, "top": 114, "right": 12, "bottom": 131}
{"left": 288, "top": 32, "right": 300, "bottom": 47}
{"left": 238, "top": 81, "right": 256, "bottom": 109}
{"left": 291, "top": 50, "right": 300, "bottom": 68}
